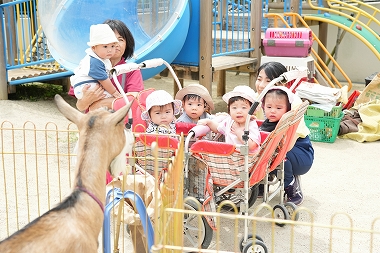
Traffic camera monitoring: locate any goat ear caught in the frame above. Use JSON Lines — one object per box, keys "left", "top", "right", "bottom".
{"left": 54, "top": 94, "right": 83, "bottom": 124}
{"left": 110, "top": 98, "right": 134, "bottom": 125}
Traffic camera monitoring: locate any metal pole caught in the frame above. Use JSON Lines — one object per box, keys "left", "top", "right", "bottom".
{"left": 199, "top": 0, "right": 212, "bottom": 95}
{"left": 0, "top": 4, "right": 8, "bottom": 100}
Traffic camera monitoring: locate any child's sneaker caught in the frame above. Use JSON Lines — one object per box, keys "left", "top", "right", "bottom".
{"left": 284, "top": 175, "right": 303, "bottom": 205}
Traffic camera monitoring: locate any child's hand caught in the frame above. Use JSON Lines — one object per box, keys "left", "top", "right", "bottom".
{"left": 112, "top": 91, "right": 123, "bottom": 98}
{"left": 231, "top": 124, "right": 244, "bottom": 136}
{"left": 250, "top": 115, "right": 257, "bottom": 121}
{"left": 231, "top": 122, "right": 245, "bottom": 142}
{"left": 215, "top": 112, "right": 228, "bottom": 117}
{"left": 197, "top": 119, "right": 208, "bottom": 126}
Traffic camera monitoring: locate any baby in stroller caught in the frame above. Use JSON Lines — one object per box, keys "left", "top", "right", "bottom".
{"left": 197, "top": 85, "right": 261, "bottom": 152}
{"left": 175, "top": 83, "right": 214, "bottom": 124}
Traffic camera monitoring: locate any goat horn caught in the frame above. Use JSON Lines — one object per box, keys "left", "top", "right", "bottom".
{"left": 110, "top": 98, "right": 134, "bottom": 126}
{"left": 54, "top": 94, "right": 83, "bottom": 124}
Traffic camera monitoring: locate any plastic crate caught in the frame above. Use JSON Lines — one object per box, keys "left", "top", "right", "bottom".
{"left": 263, "top": 28, "right": 313, "bottom": 57}
{"left": 305, "top": 104, "right": 342, "bottom": 118}
{"left": 304, "top": 112, "right": 344, "bottom": 143}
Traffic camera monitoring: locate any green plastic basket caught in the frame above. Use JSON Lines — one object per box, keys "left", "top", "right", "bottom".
{"left": 305, "top": 104, "right": 342, "bottom": 118}
{"left": 304, "top": 112, "right": 344, "bottom": 143}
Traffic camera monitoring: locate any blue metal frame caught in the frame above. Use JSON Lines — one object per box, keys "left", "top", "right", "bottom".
{"left": 0, "top": 0, "right": 72, "bottom": 86}
{"left": 103, "top": 188, "right": 154, "bottom": 253}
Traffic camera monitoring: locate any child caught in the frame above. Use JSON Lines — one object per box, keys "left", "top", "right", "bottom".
{"left": 175, "top": 83, "right": 214, "bottom": 123}
{"left": 70, "top": 24, "right": 122, "bottom": 101}
{"left": 256, "top": 62, "right": 314, "bottom": 206}
{"left": 141, "top": 90, "right": 182, "bottom": 134}
{"left": 197, "top": 85, "right": 260, "bottom": 152}
{"left": 259, "top": 86, "right": 293, "bottom": 132}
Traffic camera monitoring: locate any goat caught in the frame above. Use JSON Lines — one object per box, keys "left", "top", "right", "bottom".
{"left": 0, "top": 94, "right": 133, "bottom": 253}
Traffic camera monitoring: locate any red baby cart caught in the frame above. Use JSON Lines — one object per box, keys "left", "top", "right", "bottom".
{"left": 184, "top": 67, "right": 309, "bottom": 252}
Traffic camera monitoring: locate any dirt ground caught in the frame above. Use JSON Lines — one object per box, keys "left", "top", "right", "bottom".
{"left": 1, "top": 72, "right": 380, "bottom": 252}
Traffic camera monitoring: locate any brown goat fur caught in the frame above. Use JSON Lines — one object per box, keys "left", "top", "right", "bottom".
{"left": 0, "top": 95, "right": 133, "bottom": 253}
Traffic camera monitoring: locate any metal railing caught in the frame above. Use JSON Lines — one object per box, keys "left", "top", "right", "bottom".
{"left": 212, "top": 0, "right": 254, "bottom": 57}
{"left": 0, "top": 0, "right": 71, "bottom": 86}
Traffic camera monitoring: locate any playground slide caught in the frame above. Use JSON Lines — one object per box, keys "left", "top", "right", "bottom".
{"left": 304, "top": 14, "right": 380, "bottom": 59}
{"left": 37, "top": 0, "right": 190, "bottom": 80}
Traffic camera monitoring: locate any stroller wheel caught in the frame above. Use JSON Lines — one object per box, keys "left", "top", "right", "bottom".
{"left": 239, "top": 234, "right": 264, "bottom": 252}
{"left": 183, "top": 199, "right": 213, "bottom": 249}
{"left": 284, "top": 202, "right": 300, "bottom": 221}
{"left": 273, "top": 204, "right": 290, "bottom": 227}
{"left": 242, "top": 239, "right": 268, "bottom": 253}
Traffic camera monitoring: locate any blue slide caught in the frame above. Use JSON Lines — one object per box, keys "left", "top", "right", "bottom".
{"left": 37, "top": 0, "right": 190, "bottom": 80}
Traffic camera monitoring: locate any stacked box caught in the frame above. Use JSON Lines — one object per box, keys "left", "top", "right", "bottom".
{"left": 304, "top": 104, "right": 343, "bottom": 143}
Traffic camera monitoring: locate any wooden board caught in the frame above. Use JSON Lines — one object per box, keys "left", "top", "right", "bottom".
{"left": 212, "top": 56, "right": 257, "bottom": 71}
{"left": 8, "top": 68, "right": 69, "bottom": 82}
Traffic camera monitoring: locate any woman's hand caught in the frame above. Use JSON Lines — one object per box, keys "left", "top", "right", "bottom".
{"left": 83, "top": 84, "right": 105, "bottom": 102}
{"left": 76, "top": 84, "right": 105, "bottom": 112}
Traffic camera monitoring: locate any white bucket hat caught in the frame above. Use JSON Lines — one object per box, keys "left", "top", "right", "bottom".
{"left": 87, "top": 24, "right": 119, "bottom": 47}
{"left": 262, "top": 86, "right": 294, "bottom": 104}
{"left": 175, "top": 83, "right": 214, "bottom": 110}
{"left": 222, "top": 85, "right": 257, "bottom": 104}
{"left": 141, "top": 90, "right": 182, "bottom": 121}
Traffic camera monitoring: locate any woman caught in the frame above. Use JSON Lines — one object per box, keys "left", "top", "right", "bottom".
{"left": 68, "top": 19, "right": 144, "bottom": 112}
{"left": 256, "top": 61, "right": 314, "bottom": 206}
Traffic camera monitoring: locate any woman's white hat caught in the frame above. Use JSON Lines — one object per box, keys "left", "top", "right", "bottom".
{"left": 262, "top": 86, "right": 294, "bottom": 104}
{"left": 87, "top": 24, "right": 119, "bottom": 47}
{"left": 141, "top": 90, "right": 182, "bottom": 121}
{"left": 175, "top": 83, "right": 214, "bottom": 110}
{"left": 222, "top": 85, "right": 257, "bottom": 104}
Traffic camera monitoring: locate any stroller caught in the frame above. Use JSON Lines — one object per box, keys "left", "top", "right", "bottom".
{"left": 183, "top": 67, "right": 309, "bottom": 252}
{"left": 104, "top": 58, "right": 214, "bottom": 252}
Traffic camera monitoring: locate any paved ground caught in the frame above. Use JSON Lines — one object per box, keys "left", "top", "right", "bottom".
{"left": 1, "top": 72, "right": 379, "bottom": 252}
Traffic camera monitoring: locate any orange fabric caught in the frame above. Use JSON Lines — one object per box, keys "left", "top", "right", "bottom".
{"left": 137, "top": 134, "right": 179, "bottom": 150}
{"left": 190, "top": 140, "right": 236, "bottom": 156}
{"left": 176, "top": 122, "right": 196, "bottom": 135}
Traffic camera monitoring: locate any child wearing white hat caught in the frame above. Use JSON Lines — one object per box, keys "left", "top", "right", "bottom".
{"left": 141, "top": 90, "right": 182, "bottom": 134}
{"left": 259, "top": 86, "right": 294, "bottom": 132}
{"left": 70, "top": 24, "right": 122, "bottom": 104}
{"left": 198, "top": 85, "right": 261, "bottom": 152}
{"left": 175, "top": 83, "right": 214, "bottom": 124}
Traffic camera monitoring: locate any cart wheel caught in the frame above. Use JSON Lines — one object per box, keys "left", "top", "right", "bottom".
{"left": 242, "top": 239, "right": 268, "bottom": 253}
{"left": 239, "top": 234, "right": 264, "bottom": 252}
{"left": 284, "top": 202, "right": 299, "bottom": 221}
{"left": 273, "top": 204, "right": 290, "bottom": 227}
{"left": 183, "top": 199, "right": 213, "bottom": 250}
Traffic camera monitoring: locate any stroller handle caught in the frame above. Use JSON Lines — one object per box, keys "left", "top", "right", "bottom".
{"left": 110, "top": 58, "right": 165, "bottom": 75}
{"left": 111, "top": 58, "right": 183, "bottom": 129}
{"left": 188, "top": 125, "right": 212, "bottom": 138}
